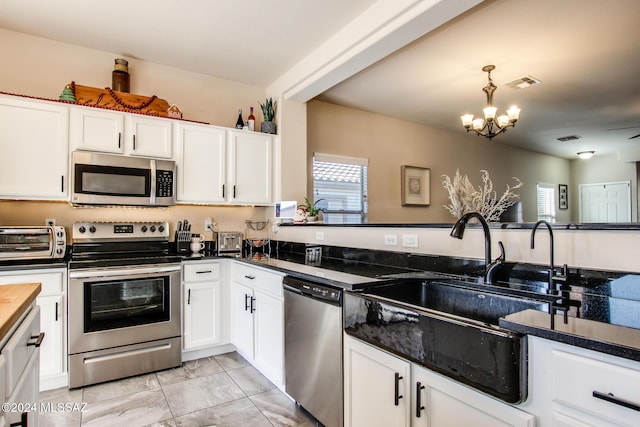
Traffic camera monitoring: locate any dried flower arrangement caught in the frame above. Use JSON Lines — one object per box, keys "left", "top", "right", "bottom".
{"left": 442, "top": 169, "right": 523, "bottom": 222}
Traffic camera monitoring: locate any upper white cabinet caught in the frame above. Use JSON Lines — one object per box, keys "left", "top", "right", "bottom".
{"left": 228, "top": 130, "right": 272, "bottom": 205}
{"left": 0, "top": 95, "right": 69, "bottom": 200}
{"left": 175, "top": 125, "right": 273, "bottom": 205}
{"left": 175, "top": 122, "right": 227, "bottom": 203}
{"left": 70, "top": 106, "right": 173, "bottom": 159}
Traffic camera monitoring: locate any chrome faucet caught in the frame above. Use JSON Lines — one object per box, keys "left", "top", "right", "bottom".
{"left": 531, "top": 220, "right": 569, "bottom": 328}
{"left": 450, "top": 212, "right": 501, "bottom": 284}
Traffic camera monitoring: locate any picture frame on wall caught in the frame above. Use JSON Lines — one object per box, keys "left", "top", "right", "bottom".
{"left": 559, "top": 184, "right": 568, "bottom": 210}
{"left": 401, "top": 165, "right": 430, "bottom": 206}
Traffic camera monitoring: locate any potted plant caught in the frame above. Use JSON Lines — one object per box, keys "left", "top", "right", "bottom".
{"left": 259, "top": 97, "right": 277, "bottom": 134}
{"left": 301, "top": 197, "right": 324, "bottom": 222}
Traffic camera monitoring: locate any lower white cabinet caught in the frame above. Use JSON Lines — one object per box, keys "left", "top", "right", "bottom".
{"left": 530, "top": 336, "right": 640, "bottom": 427}
{"left": 344, "top": 334, "right": 535, "bottom": 427}
{"left": 0, "top": 268, "right": 67, "bottom": 391}
{"left": 230, "top": 262, "right": 284, "bottom": 387}
{"left": 182, "top": 261, "right": 225, "bottom": 351}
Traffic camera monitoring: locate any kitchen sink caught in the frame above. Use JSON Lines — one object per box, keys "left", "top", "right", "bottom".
{"left": 364, "top": 279, "right": 548, "bottom": 326}
{"left": 344, "top": 279, "right": 549, "bottom": 403}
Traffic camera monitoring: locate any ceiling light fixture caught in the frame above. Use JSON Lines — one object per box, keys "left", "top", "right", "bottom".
{"left": 577, "top": 151, "right": 595, "bottom": 159}
{"left": 461, "top": 65, "right": 521, "bottom": 140}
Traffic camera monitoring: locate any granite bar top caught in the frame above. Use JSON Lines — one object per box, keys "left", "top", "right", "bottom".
{"left": 500, "top": 309, "right": 640, "bottom": 362}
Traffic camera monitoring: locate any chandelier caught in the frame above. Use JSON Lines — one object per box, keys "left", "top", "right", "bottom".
{"left": 460, "top": 65, "right": 521, "bottom": 140}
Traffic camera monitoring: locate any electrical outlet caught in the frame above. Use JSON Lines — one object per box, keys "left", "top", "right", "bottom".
{"left": 315, "top": 231, "right": 325, "bottom": 241}
{"left": 46, "top": 218, "right": 56, "bottom": 226}
{"left": 204, "top": 217, "right": 213, "bottom": 229}
{"left": 384, "top": 234, "right": 398, "bottom": 246}
{"left": 402, "top": 234, "right": 418, "bottom": 248}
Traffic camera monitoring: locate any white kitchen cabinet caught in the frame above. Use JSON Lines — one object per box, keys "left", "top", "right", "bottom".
{"left": 0, "top": 94, "right": 69, "bottom": 200}
{"left": 230, "top": 262, "right": 284, "bottom": 387}
{"left": 344, "top": 334, "right": 411, "bottom": 427}
{"left": 0, "top": 268, "right": 67, "bottom": 391}
{"left": 175, "top": 122, "right": 227, "bottom": 203}
{"left": 344, "top": 334, "right": 535, "bottom": 427}
{"left": 227, "top": 130, "right": 272, "bottom": 204}
{"left": 70, "top": 106, "right": 173, "bottom": 158}
{"left": 182, "top": 261, "right": 223, "bottom": 351}
{"left": 411, "top": 363, "right": 534, "bottom": 427}
{"left": 530, "top": 336, "right": 640, "bottom": 427}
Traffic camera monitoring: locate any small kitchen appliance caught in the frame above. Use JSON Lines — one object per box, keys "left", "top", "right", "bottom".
{"left": 0, "top": 225, "right": 66, "bottom": 260}
{"left": 67, "top": 221, "right": 182, "bottom": 388}
{"left": 216, "top": 231, "right": 243, "bottom": 257}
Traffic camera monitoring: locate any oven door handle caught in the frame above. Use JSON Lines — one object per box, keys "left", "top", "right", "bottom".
{"left": 69, "top": 264, "right": 181, "bottom": 279}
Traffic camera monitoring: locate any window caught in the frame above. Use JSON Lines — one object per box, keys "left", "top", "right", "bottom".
{"left": 312, "top": 153, "right": 368, "bottom": 224}
{"left": 537, "top": 183, "right": 556, "bottom": 222}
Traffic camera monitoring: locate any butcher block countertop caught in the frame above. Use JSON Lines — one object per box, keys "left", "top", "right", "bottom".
{"left": 0, "top": 283, "right": 41, "bottom": 340}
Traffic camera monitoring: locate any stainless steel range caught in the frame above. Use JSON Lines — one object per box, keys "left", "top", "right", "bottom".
{"left": 68, "top": 221, "right": 182, "bottom": 388}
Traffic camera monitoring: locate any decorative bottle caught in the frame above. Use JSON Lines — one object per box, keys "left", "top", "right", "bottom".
{"left": 235, "top": 109, "right": 244, "bottom": 129}
{"left": 247, "top": 107, "right": 256, "bottom": 131}
{"left": 112, "top": 58, "right": 130, "bottom": 93}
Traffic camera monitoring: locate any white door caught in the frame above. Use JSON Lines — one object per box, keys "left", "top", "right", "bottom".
{"left": 228, "top": 131, "right": 272, "bottom": 204}
{"left": 183, "top": 281, "right": 221, "bottom": 350}
{"left": 126, "top": 115, "right": 173, "bottom": 158}
{"left": 253, "top": 290, "right": 284, "bottom": 386}
{"left": 36, "top": 295, "right": 64, "bottom": 382}
{"left": 579, "top": 181, "right": 631, "bottom": 222}
{"left": 70, "top": 107, "right": 125, "bottom": 153}
{"left": 230, "top": 282, "right": 255, "bottom": 359}
{"left": 175, "top": 123, "right": 226, "bottom": 203}
{"left": 0, "top": 95, "right": 69, "bottom": 200}
{"left": 344, "top": 335, "right": 411, "bottom": 427}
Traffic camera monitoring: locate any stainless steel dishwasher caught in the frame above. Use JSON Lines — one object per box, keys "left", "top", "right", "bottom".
{"left": 283, "top": 275, "right": 343, "bottom": 427}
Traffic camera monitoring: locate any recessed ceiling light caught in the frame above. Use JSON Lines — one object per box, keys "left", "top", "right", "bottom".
{"left": 577, "top": 151, "right": 595, "bottom": 159}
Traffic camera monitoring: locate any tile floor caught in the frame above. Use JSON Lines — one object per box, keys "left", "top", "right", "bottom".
{"left": 39, "top": 352, "right": 317, "bottom": 427}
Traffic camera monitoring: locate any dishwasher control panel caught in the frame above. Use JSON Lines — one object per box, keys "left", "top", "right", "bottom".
{"left": 283, "top": 276, "right": 342, "bottom": 304}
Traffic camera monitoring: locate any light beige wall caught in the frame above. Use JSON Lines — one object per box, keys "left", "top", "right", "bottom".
{"left": 307, "top": 100, "right": 571, "bottom": 223}
{"left": 0, "top": 28, "right": 275, "bottom": 236}
{"left": 570, "top": 154, "right": 637, "bottom": 222}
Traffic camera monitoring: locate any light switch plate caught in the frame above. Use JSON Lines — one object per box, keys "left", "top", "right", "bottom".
{"left": 315, "top": 231, "right": 325, "bottom": 241}
{"left": 402, "top": 234, "right": 418, "bottom": 248}
{"left": 384, "top": 234, "right": 398, "bottom": 246}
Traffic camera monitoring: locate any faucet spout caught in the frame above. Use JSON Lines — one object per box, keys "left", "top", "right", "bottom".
{"left": 450, "top": 212, "right": 493, "bottom": 283}
{"left": 531, "top": 220, "right": 555, "bottom": 291}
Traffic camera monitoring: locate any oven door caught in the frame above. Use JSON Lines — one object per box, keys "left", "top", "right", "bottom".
{"left": 68, "top": 264, "right": 181, "bottom": 355}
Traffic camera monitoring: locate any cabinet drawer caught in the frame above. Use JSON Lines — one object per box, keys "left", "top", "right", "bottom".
{"left": 183, "top": 262, "right": 221, "bottom": 282}
{"left": 0, "top": 271, "right": 64, "bottom": 296}
{"left": 2, "top": 305, "right": 40, "bottom": 397}
{"left": 553, "top": 349, "right": 640, "bottom": 424}
{"left": 233, "top": 263, "right": 283, "bottom": 298}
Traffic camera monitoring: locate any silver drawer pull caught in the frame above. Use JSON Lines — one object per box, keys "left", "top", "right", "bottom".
{"left": 27, "top": 332, "right": 45, "bottom": 348}
{"left": 593, "top": 391, "right": 640, "bottom": 412}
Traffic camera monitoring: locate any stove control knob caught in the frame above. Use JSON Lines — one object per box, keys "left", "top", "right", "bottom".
{"left": 78, "top": 226, "right": 86, "bottom": 234}
{"left": 150, "top": 225, "right": 157, "bottom": 232}
{"left": 141, "top": 225, "right": 148, "bottom": 232}
{"left": 89, "top": 226, "right": 96, "bottom": 233}
{"left": 56, "top": 248, "right": 64, "bottom": 255}
{"left": 158, "top": 225, "right": 165, "bottom": 233}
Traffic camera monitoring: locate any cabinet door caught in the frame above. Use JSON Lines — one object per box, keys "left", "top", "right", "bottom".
{"left": 344, "top": 334, "right": 411, "bottom": 427}
{"left": 253, "top": 290, "right": 284, "bottom": 386}
{"left": 175, "top": 123, "right": 226, "bottom": 203}
{"left": 36, "top": 294, "right": 64, "bottom": 382}
{"left": 127, "top": 115, "right": 173, "bottom": 158}
{"left": 228, "top": 131, "right": 272, "bottom": 204}
{"left": 70, "top": 107, "right": 125, "bottom": 153}
{"left": 230, "top": 282, "right": 255, "bottom": 359}
{"left": 183, "top": 281, "right": 221, "bottom": 350}
{"left": 0, "top": 95, "right": 68, "bottom": 200}
{"left": 412, "top": 364, "right": 534, "bottom": 427}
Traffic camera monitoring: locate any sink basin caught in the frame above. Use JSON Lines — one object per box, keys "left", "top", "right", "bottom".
{"left": 364, "top": 279, "right": 548, "bottom": 326}
{"left": 344, "top": 279, "right": 548, "bottom": 403}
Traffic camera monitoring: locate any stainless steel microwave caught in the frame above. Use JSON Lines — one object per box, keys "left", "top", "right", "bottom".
{"left": 71, "top": 151, "right": 176, "bottom": 206}
{"left": 0, "top": 226, "right": 66, "bottom": 260}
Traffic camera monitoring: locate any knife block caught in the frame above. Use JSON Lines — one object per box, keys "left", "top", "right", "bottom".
{"left": 175, "top": 230, "right": 190, "bottom": 254}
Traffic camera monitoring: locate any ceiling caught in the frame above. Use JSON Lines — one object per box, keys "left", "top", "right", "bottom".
{"left": 0, "top": 0, "right": 638, "bottom": 159}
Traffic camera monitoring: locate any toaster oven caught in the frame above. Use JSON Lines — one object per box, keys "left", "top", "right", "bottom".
{"left": 0, "top": 226, "right": 66, "bottom": 260}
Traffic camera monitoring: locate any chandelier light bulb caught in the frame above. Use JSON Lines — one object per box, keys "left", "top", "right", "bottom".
{"left": 460, "top": 65, "right": 521, "bottom": 140}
